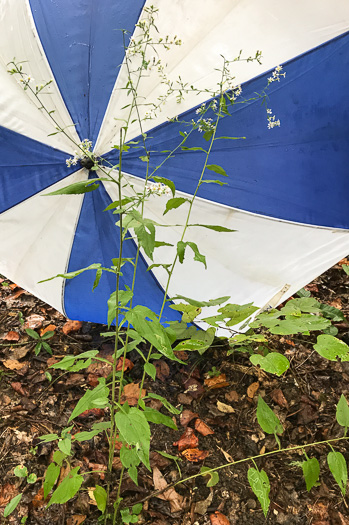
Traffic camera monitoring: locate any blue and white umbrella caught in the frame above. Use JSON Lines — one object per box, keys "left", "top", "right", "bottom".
{"left": 0, "top": 0, "right": 348, "bottom": 327}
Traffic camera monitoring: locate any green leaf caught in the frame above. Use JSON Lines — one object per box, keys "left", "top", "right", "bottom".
{"left": 93, "top": 485, "right": 107, "bottom": 513}
{"left": 120, "top": 446, "right": 140, "bottom": 469}
{"left": 164, "top": 197, "right": 189, "bottom": 215}
{"left": 313, "top": 335, "right": 349, "bottom": 362}
{"left": 250, "top": 353, "right": 290, "bottom": 376}
{"left": 41, "top": 331, "right": 55, "bottom": 340}
{"left": 169, "top": 303, "right": 201, "bottom": 323}
{"left": 58, "top": 437, "right": 71, "bottom": 456}
{"left": 177, "top": 241, "right": 206, "bottom": 268}
{"left": 4, "top": 493, "right": 23, "bottom": 517}
{"left": 327, "top": 451, "right": 347, "bottom": 495}
{"left": 247, "top": 467, "right": 270, "bottom": 517}
{"left": 107, "top": 288, "right": 133, "bottom": 327}
{"left": 319, "top": 304, "right": 345, "bottom": 322}
{"left": 189, "top": 224, "right": 236, "bottom": 232}
{"left": 256, "top": 395, "right": 283, "bottom": 435}
{"left": 92, "top": 268, "right": 103, "bottom": 291}
{"left": 14, "top": 465, "right": 28, "bottom": 478}
{"left": 143, "top": 407, "right": 177, "bottom": 430}
{"left": 296, "top": 287, "right": 311, "bottom": 298}
{"left": 45, "top": 180, "right": 100, "bottom": 196}
{"left": 206, "top": 164, "right": 228, "bottom": 177}
{"left": 44, "top": 463, "right": 61, "bottom": 498}
{"left": 265, "top": 315, "right": 331, "bottom": 335}
{"left": 152, "top": 176, "right": 175, "bottom": 197}
{"left": 52, "top": 450, "right": 66, "bottom": 466}
{"left": 144, "top": 362, "right": 157, "bottom": 380}
{"left": 170, "top": 295, "right": 230, "bottom": 308}
{"left": 115, "top": 407, "right": 151, "bottom": 470}
{"left": 181, "top": 146, "right": 207, "bottom": 153}
{"left": 342, "top": 264, "right": 349, "bottom": 275}
{"left": 27, "top": 473, "right": 37, "bottom": 484}
{"left": 302, "top": 458, "right": 320, "bottom": 491}
{"left": 40, "top": 433, "right": 59, "bottom": 443}
{"left": 39, "top": 263, "right": 102, "bottom": 283}
{"left": 25, "top": 328, "right": 40, "bottom": 340}
{"left": 47, "top": 467, "right": 83, "bottom": 507}
{"left": 200, "top": 179, "right": 227, "bottom": 186}
{"left": 125, "top": 305, "right": 182, "bottom": 362}
{"left": 147, "top": 393, "right": 181, "bottom": 415}
{"left": 281, "top": 297, "right": 322, "bottom": 314}
{"left": 132, "top": 503, "right": 143, "bottom": 515}
{"left": 218, "top": 303, "right": 259, "bottom": 326}
{"left": 200, "top": 466, "right": 219, "bottom": 487}
{"left": 73, "top": 429, "right": 102, "bottom": 442}
{"left": 336, "top": 394, "right": 349, "bottom": 433}
{"left": 69, "top": 379, "right": 109, "bottom": 422}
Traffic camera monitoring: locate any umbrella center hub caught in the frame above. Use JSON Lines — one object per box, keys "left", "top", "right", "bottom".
{"left": 80, "top": 156, "right": 95, "bottom": 170}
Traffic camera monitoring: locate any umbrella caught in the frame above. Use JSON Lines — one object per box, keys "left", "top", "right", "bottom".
{"left": 0, "top": 1, "right": 348, "bottom": 328}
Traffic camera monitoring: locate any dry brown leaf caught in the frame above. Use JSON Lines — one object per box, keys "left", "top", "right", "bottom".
{"left": 120, "top": 383, "right": 146, "bottom": 406}
{"left": 31, "top": 487, "right": 47, "bottom": 509}
{"left": 77, "top": 408, "right": 105, "bottom": 419}
{"left": 67, "top": 515, "right": 87, "bottom": 525}
{"left": 173, "top": 427, "right": 199, "bottom": 452}
{"left": 153, "top": 466, "right": 185, "bottom": 513}
{"left": 24, "top": 314, "right": 45, "bottom": 330}
{"left": 154, "top": 360, "right": 170, "bottom": 382}
{"left": 181, "top": 448, "right": 209, "bottom": 462}
{"left": 5, "top": 289, "right": 26, "bottom": 302}
{"left": 270, "top": 388, "right": 289, "bottom": 409}
{"left": 11, "top": 382, "right": 29, "bottom": 396}
{"left": 40, "top": 324, "right": 56, "bottom": 337}
{"left": 216, "top": 401, "right": 235, "bottom": 414}
{"left": 4, "top": 331, "right": 20, "bottom": 342}
{"left": 180, "top": 409, "right": 198, "bottom": 427}
{"left": 174, "top": 351, "right": 188, "bottom": 361}
{"left": 183, "top": 378, "right": 204, "bottom": 399}
{"left": 0, "top": 483, "right": 18, "bottom": 506}
{"left": 62, "top": 320, "right": 83, "bottom": 335}
{"left": 225, "top": 390, "right": 239, "bottom": 403}
{"left": 247, "top": 381, "right": 259, "bottom": 399}
{"left": 204, "top": 373, "right": 229, "bottom": 389}
{"left": 3, "top": 359, "right": 26, "bottom": 371}
{"left": 194, "top": 419, "right": 214, "bottom": 436}
{"left": 87, "top": 359, "right": 113, "bottom": 379}
{"left": 194, "top": 491, "right": 213, "bottom": 515}
{"left": 210, "top": 511, "right": 230, "bottom": 525}
{"left": 116, "top": 357, "right": 134, "bottom": 372}
{"left": 329, "top": 298, "right": 342, "bottom": 309}
{"left": 218, "top": 446, "right": 234, "bottom": 463}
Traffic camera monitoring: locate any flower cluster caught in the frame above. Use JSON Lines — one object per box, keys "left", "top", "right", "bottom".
{"left": 66, "top": 139, "right": 93, "bottom": 168}
{"left": 267, "top": 109, "right": 281, "bottom": 129}
{"left": 197, "top": 117, "right": 214, "bottom": 133}
{"left": 229, "top": 84, "right": 242, "bottom": 101}
{"left": 145, "top": 182, "right": 172, "bottom": 196}
{"left": 268, "top": 65, "right": 286, "bottom": 85}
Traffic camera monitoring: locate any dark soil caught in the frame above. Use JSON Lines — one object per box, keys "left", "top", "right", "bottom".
{"left": 0, "top": 262, "right": 348, "bottom": 525}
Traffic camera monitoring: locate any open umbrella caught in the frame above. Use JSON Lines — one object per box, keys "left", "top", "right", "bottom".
{"left": 0, "top": 0, "right": 348, "bottom": 327}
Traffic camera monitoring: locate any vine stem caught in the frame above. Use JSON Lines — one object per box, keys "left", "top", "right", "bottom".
{"left": 132, "top": 436, "right": 349, "bottom": 505}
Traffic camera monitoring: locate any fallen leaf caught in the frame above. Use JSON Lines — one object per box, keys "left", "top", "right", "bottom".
{"left": 31, "top": 487, "right": 47, "bottom": 509}
{"left": 174, "top": 351, "right": 188, "bottom": 361}
{"left": 181, "top": 448, "right": 209, "bottom": 462}
{"left": 217, "top": 401, "right": 235, "bottom": 414}
{"left": 329, "top": 298, "right": 342, "bottom": 309}
{"left": 4, "top": 331, "right": 20, "bottom": 342}
{"left": 270, "top": 388, "right": 289, "bottom": 409}
{"left": 120, "top": 383, "right": 146, "bottom": 406}
{"left": 12, "top": 346, "right": 30, "bottom": 360}
{"left": 218, "top": 447, "right": 233, "bottom": 463}
{"left": 5, "top": 289, "right": 26, "bottom": 302}
{"left": 247, "top": 381, "right": 259, "bottom": 399}
{"left": 3, "top": 359, "right": 26, "bottom": 371}
{"left": 194, "top": 491, "right": 213, "bottom": 515}
{"left": 173, "top": 427, "right": 199, "bottom": 452}
{"left": 154, "top": 360, "right": 170, "bottom": 382}
{"left": 40, "top": 324, "right": 56, "bottom": 337}
{"left": 337, "top": 512, "right": 349, "bottom": 525}
{"left": 62, "top": 320, "right": 83, "bottom": 335}
{"left": 204, "top": 373, "right": 230, "bottom": 389}
{"left": 116, "top": 357, "right": 134, "bottom": 372}
{"left": 87, "top": 359, "right": 113, "bottom": 379}
{"left": 0, "top": 483, "right": 18, "bottom": 506}
{"left": 67, "top": 516, "right": 87, "bottom": 525}
{"left": 77, "top": 408, "right": 105, "bottom": 419}
{"left": 11, "top": 382, "right": 29, "bottom": 396}
{"left": 338, "top": 257, "right": 349, "bottom": 266}
{"left": 305, "top": 283, "right": 319, "bottom": 292}
{"left": 210, "top": 511, "right": 230, "bottom": 525}
{"left": 87, "top": 373, "right": 99, "bottom": 387}
{"left": 183, "top": 378, "right": 204, "bottom": 399}
{"left": 177, "top": 393, "right": 193, "bottom": 405}
{"left": 150, "top": 451, "right": 171, "bottom": 469}
{"left": 225, "top": 390, "right": 239, "bottom": 403}
{"left": 180, "top": 409, "right": 198, "bottom": 427}
{"left": 24, "top": 314, "right": 45, "bottom": 330}
{"left": 195, "top": 419, "right": 214, "bottom": 436}
{"left": 153, "top": 466, "right": 185, "bottom": 513}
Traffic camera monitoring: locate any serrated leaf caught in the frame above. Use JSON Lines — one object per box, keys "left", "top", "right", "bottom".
{"left": 200, "top": 466, "right": 219, "bottom": 487}
{"left": 218, "top": 303, "right": 259, "bottom": 326}
{"left": 93, "top": 485, "right": 107, "bottom": 513}
{"left": 313, "top": 335, "right": 349, "bottom": 362}
{"left": 250, "top": 353, "right": 289, "bottom": 376}
{"left": 247, "top": 467, "right": 270, "bottom": 517}
{"left": 4, "top": 493, "right": 23, "bottom": 517}
{"left": 302, "top": 457, "right": 320, "bottom": 491}
{"left": 45, "top": 180, "right": 99, "bottom": 195}
{"left": 327, "top": 451, "right": 347, "bottom": 495}
{"left": 143, "top": 407, "right": 177, "bottom": 430}
{"left": 39, "top": 263, "right": 102, "bottom": 283}
{"left": 336, "top": 394, "right": 349, "bottom": 432}
{"left": 319, "top": 304, "right": 345, "bottom": 322}
{"left": 268, "top": 315, "right": 331, "bottom": 335}
{"left": 281, "top": 297, "right": 322, "bottom": 314}
{"left": 256, "top": 396, "right": 283, "bottom": 435}
{"left": 206, "top": 164, "right": 227, "bottom": 177}
{"left": 152, "top": 176, "right": 175, "bottom": 197}
{"left": 69, "top": 379, "right": 109, "bottom": 422}
{"left": 169, "top": 303, "right": 201, "bottom": 323}
{"left": 44, "top": 463, "right": 60, "bottom": 498}
{"left": 171, "top": 295, "right": 230, "bottom": 308}
{"left": 47, "top": 467, "right": 83, "bottom": 507}
{"left": 164, "top": 197, "right": 189, "bottom": 215}
{"left": 115, "top": 407, "right": 151, "bottom": 470}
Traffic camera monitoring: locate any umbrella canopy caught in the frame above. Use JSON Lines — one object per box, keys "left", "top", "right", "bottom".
{"left": 0, "top": 0, "right": 348, "bottom": 327}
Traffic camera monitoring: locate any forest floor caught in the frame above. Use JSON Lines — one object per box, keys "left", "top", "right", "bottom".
{"left": 0, "top": 261, "right": 348, "bottom": 525}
